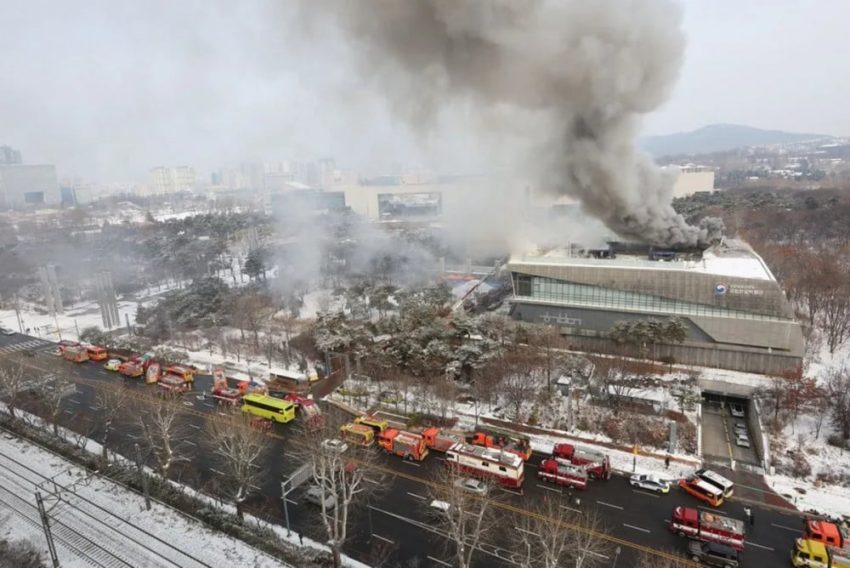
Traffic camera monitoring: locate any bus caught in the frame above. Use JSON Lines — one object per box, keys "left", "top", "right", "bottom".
{"left": 695, "top": 468, "right": 735, "bottom": 498}
{"left": 679, "top": 476, "right": 725, "bottom": 507}
{"left": 240, "top": 394, "right": 296, "bottom": 424}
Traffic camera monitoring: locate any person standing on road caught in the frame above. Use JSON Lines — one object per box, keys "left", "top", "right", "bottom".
{"left": 665, "top": 455, "right": 670, "bottom": 469}
{"left": 750, "top": 510, "right": 756, "bottom": 527}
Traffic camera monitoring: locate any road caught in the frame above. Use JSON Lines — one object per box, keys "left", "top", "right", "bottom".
{"left": 0, "top": 332, "right": 806, "bottom": 567}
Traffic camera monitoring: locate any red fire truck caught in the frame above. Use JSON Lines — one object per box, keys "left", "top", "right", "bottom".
{"left": 445, "top": 442, "right": 525, "bottom": 489}
{"left": 283, "top": 394, "right": 324, "bottom": 430}
{"left": 62, "top": 345, "right": 89, "bottom": 363}
{"left": 211, "top": 372, "right": 242, "bottom": 406}
{"left": 158, "top": 374, "right": 190, "bottom": 395}
{"left": 118, "top": 361, "right": 144, "bottom": 378}
{"left": 466, "top": 428, "right": 532, "bottom": 461}
{"left": 420, "top": 427, "right": 463, "bottom": 453}
{"left": 552, "top": 443, "right": 611, "bottom": 480}
{"left": 670, "top": 506, "right": 746, "bottom": 550}
{"left": 378, "top": 429, "right": 430, "bottom": 461}
{"left": 537, "top": 457, "right": 589, "bottom": 490}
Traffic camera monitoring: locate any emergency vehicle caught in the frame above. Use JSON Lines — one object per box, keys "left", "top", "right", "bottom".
{"left": 670, "top": 506, "right": 745, "bottom": 550}
{"left": 444, "top": 442, "right": 524, "bottom": 488}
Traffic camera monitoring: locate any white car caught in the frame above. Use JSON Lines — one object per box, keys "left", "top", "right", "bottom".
{"left": 321, "top": 438, "right": 349, "bottom": 454}
{"left": 304, "top": 486, "right": 336, "bottom": 509}
{"left": 735, "top": 433, "right": 751, "bottom": 448}
{"left": 0, "top": 327, "right": 15, "bottom": 336}
{"left": 730, "top": 403, "right": 746, "bottom": 418}
{"left": 429, "top": 499, "right": 452, "bottom": 513}
{"left": 629, "top": 473, "right": 671, "bottom": 494}
{"left": 733, "top": 422, "right": 748, "bottom": 434}
{"left": 454, "top": 477, "right": 488, "bottom": 495}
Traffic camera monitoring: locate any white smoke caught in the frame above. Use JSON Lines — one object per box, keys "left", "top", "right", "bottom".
{"left": 299, "top": 0, "right": 722, "bottom": 248}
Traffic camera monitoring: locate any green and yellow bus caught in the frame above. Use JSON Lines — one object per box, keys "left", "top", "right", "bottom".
{"left": 240, "top": 394, "right": 296, "bottom": 423}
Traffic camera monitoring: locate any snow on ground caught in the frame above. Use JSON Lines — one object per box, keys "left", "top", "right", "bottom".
{"left": 0, "top": 299, "right": 137, "bottom": 340}
{"left": 0, "top": 432, "right": 291, "bottom": 568}
{"left": 298, "top": 289, "right": 344, "bottom": 320}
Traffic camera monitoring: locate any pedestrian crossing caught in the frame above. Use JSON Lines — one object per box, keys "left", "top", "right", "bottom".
{"left": 0, "top": 338, "right": 54, "bottom": 355}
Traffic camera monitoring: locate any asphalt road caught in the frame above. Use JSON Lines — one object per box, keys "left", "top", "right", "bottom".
{"left": 0, "top": 332, "right": 807, "bottom": 567}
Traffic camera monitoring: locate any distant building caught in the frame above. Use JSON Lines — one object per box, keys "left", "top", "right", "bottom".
{"left": 671, "top": 164, "right": 715, "bottom": 197}
{"left": 149, "top": 166, "right": 195, "bottom": 194}
{"left": 0, "top": 164, "right": 60, "bottom": 207}
{"left": 0, "top": 146, "right": 22, "bottom": 165}
{"left": 508, "top": 239, "right": 804, "bottom": 375}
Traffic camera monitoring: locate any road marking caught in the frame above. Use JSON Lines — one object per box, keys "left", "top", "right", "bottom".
{"left": 209, "top": 468, "right": 226, "bottom": 476}
{"left": 63, "top": 409, "right": 73, "bottom": 415}
{"left": 631, "top": 489, "right": 660, "bottom": 498}
{"left": 515, "top": 526, "right": 541, "bottom": 536}
{"left": 426, "top": 556, "right": 452, "bottom": 567}
{"left": 364, "top": 478, "right": 380, "bottom": 485}
{"left": 745, "top": 541, "right": 774, "bottom": 551}
{"left": 596, "top": 500, "right": 624, "bottom": 510}
{"left": 561, "top": 505, "right": 582, "bottom": 514}
{"left": 406, "top": 492, "right": 426, "bottom": 501}
{"left": 250, "top": 484, "right": 262, "bottom": 491}
{"left": 402, "top": 460, "right": 421, "bottom": 467}
{"left": 500, "top": 487, "right": 523, "bottom": 496}
{"left": 771, "top": 523, "right": 800, "bottom": 532}
{"left": 184, "top": 440, "right": 197, "bottom": 447}
{"left": 68, "top": 399, "right": 81, "bottom": 405}
{"left": 188, "top": 424, "right": 201, "bottom": 430}
{"left": 371, "top": 533, "right": 394, "bottom": 545}
{"left": 697, "top": 505, "right": 726, "bottom": 515}
{"left": 536, "top": 483, "right": 562, "bottom": 494}
{"left": 623, "top": 523, "right": 651, "bottom": 534}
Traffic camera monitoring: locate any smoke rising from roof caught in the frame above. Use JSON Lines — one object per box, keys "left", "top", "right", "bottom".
{"left": 302, "top": 0, "right": 723, "bottom": 248}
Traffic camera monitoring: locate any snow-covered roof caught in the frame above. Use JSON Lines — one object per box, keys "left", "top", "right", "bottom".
{"left": 511, "top": 239, "right": 775, "bottom": 282}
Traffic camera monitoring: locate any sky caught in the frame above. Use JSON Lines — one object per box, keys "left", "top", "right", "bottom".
{"left": 1, "top": 0, "right": 849, "bottom": 182}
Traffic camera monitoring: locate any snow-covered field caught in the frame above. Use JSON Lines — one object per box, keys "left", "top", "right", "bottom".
{"left": 0, "top": 432, "right": 291, "bottom": 568}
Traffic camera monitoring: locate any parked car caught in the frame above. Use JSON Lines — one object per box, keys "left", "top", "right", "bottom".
{"left": 686, "top": 540, "right": 740, "bottom": 567}
{"left": 304, "top": 486, "right": 336, "bottom": 510}
{"left": 104, "top": 359, "right": 122, "bottom": 371}
{"left": 729, "top": 403, "right": 745, "bottom": 418}
{"left": 321, "top": 438, "right": 349, "bottom": 455}
{"left": 734, "top": 433, "right": 751, "bottom": 448}
{"left": 629, "top": 473, "right": 671, "bottom": 494}
{"left": 733, "top": 422, "right": 747, "bottom": 433}
{"left": 454, "top": 477, "right": 488, "bottom": 495}
{"left": 0, "top": 327, "right": 15, "bottom": 336}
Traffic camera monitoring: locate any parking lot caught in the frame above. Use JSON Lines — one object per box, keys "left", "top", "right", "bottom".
{"left": 701, "top": 400, "right": 760, "bottom": 466}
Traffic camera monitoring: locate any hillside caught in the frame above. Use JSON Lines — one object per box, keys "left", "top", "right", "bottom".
{"left": 641, "top": 123, "right": 831, "bottom": 157}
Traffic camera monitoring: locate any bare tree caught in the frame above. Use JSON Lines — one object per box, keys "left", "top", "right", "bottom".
{"left": 204, "top": 414, "right": 270, "bottom": 521}
{"left": 633, "top": 550, "right": 693, "bottom": 568}
{"left": 0, "top": 358, "right": 27, "bottom": 420}
{"left": 595, "top": 356, "right": 638, "bottom": 417}
{"left": 94, "top": 383, "right": 130, "bottom": 464}
{"left": 293, "top": 423, "right": 377, "bottom": 568}
{"left": 512, "top": 497, "right": 573, "bottom": 568}
{"left": 825, "top": 366, "right": 850, "bottom": 441}
{"left": 428, "top": 468, "right": 496, "bottom": 568}
{"left": 566, "top": 508, "right": 614, "bottom": 568}
{"left": 37, "top": 375, "right": 75, "bottom": 438}
{"left": 137, "top": 396, "right": 189, "bottom": 478}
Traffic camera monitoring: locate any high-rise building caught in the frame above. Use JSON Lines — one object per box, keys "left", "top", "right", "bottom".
{"left": 149, "top": 166, "right": 196, "bottom": 194}
{"left": 0, "top": 145, "right": 22, "bottom": 165}
{"left": 0, "top": 164, "right": 60, "bottom": 207}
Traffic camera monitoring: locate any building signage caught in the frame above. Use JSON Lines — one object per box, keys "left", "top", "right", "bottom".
{"left": 714, "top": 283, "right": 728, "bottom": 296}
{"left": 540, "top": 312, "right": 582, "bottom": 326}
{"left": 715, "top": 282, "right": 764, "bottom": 297}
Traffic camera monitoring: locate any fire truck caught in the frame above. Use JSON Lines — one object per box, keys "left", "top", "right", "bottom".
{"left": 378, "top": 429, "right": 430, "bottom": 461}
{"left": 85, "top": 345, "right": 109, "bottom": 361}
{"left": 118, "top": 361, "right": 144, "bottom": 378}
{"left": 466, "top": 428, "right": 532, "bottom": 461}
{"left": 537, "top": 457, "right": 589, "bottom": 490}
{"left": 445, "top": 442, "right": 525, "bottom": 488}
{"left": 805, "top": 519, "right": 849, "bottom": 550}
{"left": 62, "top": 346, "right": 89, "bottom": 363}
{"left": 340, "top": 423, "right": 375, "bottom": 447}
{"left": 420, "top": 427, "right": 463, "bottom": 452}
{"left": 158, "top": 375, "right": 190, "bottom": 395}
{"left": 163, "top": 365, "right": 195, "bottom": 385}
{"left": 211, "top": 372, "right": 242, "bottom": 406}
{"left": 670, "top": 506, "right": 745, "bottom": 550}
{"left": 283, "top": 394, "right": 324, "bottom": 431}
{"left": 552, "top": 443, "right": 611, "bottom": 480}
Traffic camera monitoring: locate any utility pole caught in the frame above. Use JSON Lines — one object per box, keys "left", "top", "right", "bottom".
{"left": 134, "top": 444, "right": 151, "bottom": 511}
{"left": 35, "top": 491, "right": 60, "bottom": 568}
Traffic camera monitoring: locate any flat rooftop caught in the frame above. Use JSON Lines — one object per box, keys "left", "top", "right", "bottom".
{"left": 510, "top": 239, "right": 775, "bottom": 282}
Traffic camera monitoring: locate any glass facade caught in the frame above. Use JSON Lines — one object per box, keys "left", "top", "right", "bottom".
{"left": 516, "top": 275, "right": 784, "bottom": 322}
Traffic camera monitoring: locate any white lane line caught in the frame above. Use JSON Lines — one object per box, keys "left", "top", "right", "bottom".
{"left": 250, "top": 484, "right": 262, "bottom": 491}
{"left": 426, "top": 556, "right": 452, "bottom": 567}
{"left": 771, "top": 523, "right": 800, "bottom": 532}
{"left": 536, "top": 483, "right": 562, "bottom": 494}
{"left": 68, "top": 399, "right": 81, "bottom": 405}
{"left": 402, "top": 460, "right": 421, "bottom": 467}
{"left": 515, "top": 526, "right": 541, "bottom": 536}
{"left": 698, "top": 505, "right": 726, "bottom": 515}
{"left": 184, "top": 440, "right": 197, "bottom": 447}
{"left": 406, "top": 492, "right": 426, "bottom": 501}
{"left": 188, "top": 424, "right": 201, "bottom": 430}
{"left": 631, "top": 489, "right": 660, "bottom": 498}
{"left": 365, "top": 478, "right": 380, "bottom": 485}
{"left": 209, "top": 468, "right": 226, "bottom": 476}
{"left": 371, "top": 534, "right": 394, "bottom": 545}
{"left": 561, "top": 505, "right": 582, "bottom": 514}
{"left": 745, "top": 541, "right": 775, "bottom": 551}
{"left": 596, "top": 500, "right": 624, "bottom": 510}
{"left": 63, "top": 409, "right": 74, "bottom": 415}
{"left": 623, "top": 523, "right": 651, "bottom": 534}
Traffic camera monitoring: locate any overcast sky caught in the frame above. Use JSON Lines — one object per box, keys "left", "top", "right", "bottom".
{"left": 1, "top": 0, "right": 849, "bottom": 182}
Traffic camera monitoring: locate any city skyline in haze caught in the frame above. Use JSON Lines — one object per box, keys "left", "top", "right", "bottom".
{"left": 1, "top": 0, "right": 848, "bottom": 182}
